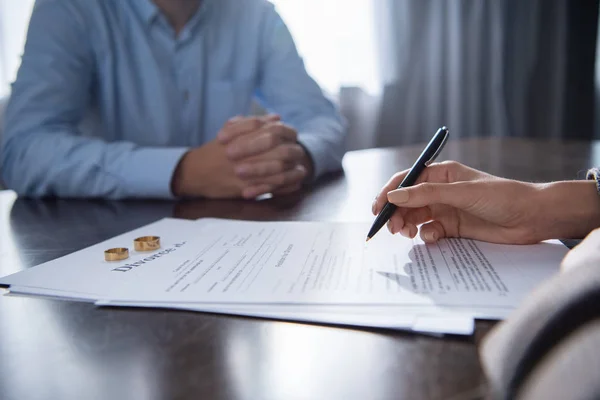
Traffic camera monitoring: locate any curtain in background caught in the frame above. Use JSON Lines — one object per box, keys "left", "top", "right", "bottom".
{"left": 341, "top": 0, "right": 599, "bottom": 149}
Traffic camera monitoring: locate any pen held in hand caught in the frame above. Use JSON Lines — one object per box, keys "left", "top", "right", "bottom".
{"left": 366, "top": 126, "right": 449, "bottom": 242}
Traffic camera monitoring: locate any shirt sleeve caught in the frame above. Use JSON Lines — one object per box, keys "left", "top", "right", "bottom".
{"left": 0, "top": 1, "right": 188, "bottom": 199}
{"left": 256, "top": 4, "right": 347, "bottom": 179}
{"left": 587, "top": 168, "right": 600, "bottom": 195}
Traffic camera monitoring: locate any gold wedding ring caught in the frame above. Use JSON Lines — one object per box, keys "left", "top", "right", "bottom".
{"left": 104, "top": 248, "right": 129, "bottom": 262}
{"left": 134, "top": 236, "right": 161, "bottom": 252}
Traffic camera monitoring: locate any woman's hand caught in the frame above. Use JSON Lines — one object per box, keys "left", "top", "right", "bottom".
{"left": 373, "top": 161, "right": 600, "bottom": 244}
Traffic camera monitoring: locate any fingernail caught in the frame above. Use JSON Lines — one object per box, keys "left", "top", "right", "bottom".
{"left": 400, "top": 226, "right": 411, "bottom": 238}
{"left": 424, "top": 231, "right": 436, "bottom": 242}
{"left": 388, "top": 189, "right": 409, "bottom": 204}
{"left": 408, "top": 224, "right": 417, "bottom": 238}
{"left": 372, "top": 199, "right": 377, "bottom": 215}
{"left": 387, "top": 220, "right": 394, "bottom": 234}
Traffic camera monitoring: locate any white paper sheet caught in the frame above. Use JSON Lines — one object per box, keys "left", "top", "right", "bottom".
{"left": 7, "top": 286, "right": 474, "bottom": 335}
{"left": 100, "top": 301, "right": 476, "bottom": 336}
{"left": 1, "top": 218, "right": 477, "bottom": 334}
{"left": 1, "top": 218, "right": 567, "bottom": 325}
{"left": 73, "top": 218, "right": 564, "bottom": 308}
{"left": 4, "top": 285, "right": 476, "bottom": 335}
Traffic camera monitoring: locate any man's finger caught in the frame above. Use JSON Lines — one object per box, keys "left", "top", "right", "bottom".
{"left": 387, "top": 182, "right": 478, "bottom": 210}
{"left": 242, "top": 184, "right": 273, "bottom": 199}
{"left": 226, "top": 124, "right": 297, "bottom": 161}
{"left": 225, "top": 115, "right": 243, "bottom": 126}
{"left": 219, "top": 117, "right": 263, "bottom": 143}
{"left": 249, "top": 165, "right": 306, "bottom": 188}
{"left": 235, "top": 159, "right": 288, "bottom": 179}
{"left": 274, "top": 182, "right": 302, "bottom": 196}
{"left": 218, "top": 114, "right": 280, "bottom": 144}
{"left": 236, "top": 143, "right": 306, "bottom": 174}
{"left": 227, "top": 132, "right": 281, "bottom": 160}
{"left": 241, "top": 165, "right": 306, "bottom": 199}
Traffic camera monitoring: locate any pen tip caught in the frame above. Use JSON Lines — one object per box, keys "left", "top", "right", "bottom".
{"left": 366, "top": 237, "right": 371, "bottom": 243}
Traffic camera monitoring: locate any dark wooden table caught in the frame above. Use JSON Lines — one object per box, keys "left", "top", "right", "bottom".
{"left": 1, "top": 138, "right": 598, "bottom": 400}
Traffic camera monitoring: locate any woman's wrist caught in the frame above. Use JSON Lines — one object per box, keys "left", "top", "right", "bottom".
{"left": 534, "top": 180, "right": 600, "bottom": 240}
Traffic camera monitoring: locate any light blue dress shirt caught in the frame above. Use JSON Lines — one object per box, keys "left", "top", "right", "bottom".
{"left": 1, "top": 0, "right": 345, "bottom": 199}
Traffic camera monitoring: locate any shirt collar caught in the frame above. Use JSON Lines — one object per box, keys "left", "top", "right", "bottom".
{"left": 129, "top": 0, "right": 161, "bottom": 26}
{"left": 129, "top": 0, "right": 213, "bottom": 31}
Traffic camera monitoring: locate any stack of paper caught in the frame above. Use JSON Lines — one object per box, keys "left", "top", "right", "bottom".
{"left": 0, "top": 218, "right": 569, "bottom": 335}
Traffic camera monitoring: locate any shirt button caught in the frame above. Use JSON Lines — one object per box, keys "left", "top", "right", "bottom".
{"left": 183, "top": 91, "right": 189, "bottom": 102}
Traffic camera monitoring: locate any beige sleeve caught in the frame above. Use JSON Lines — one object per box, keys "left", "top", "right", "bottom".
{"left": 561, "top": 228, "right": 600, "bottom": 272}
{"left": 480, "top": 230, "right": 600, "bottom": 399}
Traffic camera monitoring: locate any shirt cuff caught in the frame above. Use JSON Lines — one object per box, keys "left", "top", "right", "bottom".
{"left": 122, "top": 147, "right": 189, "bottom": 199}
{"left": 587, "top": 168, "right": 600, "bottom": 196}
{"left": 297, "top": 133, "right": 340, "bottom": 180}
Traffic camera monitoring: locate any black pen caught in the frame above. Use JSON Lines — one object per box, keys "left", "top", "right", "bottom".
{"left": 366, "top": 127, "right": 450, "bottom": 242}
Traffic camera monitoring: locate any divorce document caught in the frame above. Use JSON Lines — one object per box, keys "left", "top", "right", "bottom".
{"left": 1, "top": 218, "right": 569, "bottom": 318}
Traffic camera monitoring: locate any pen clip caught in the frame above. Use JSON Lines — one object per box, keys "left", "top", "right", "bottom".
{"left": 424, "top": 130, "right": 449, "bottom": 166}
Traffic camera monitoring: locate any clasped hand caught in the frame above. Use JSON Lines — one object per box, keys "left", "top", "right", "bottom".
{"left": 172, "top": 114, "right": 312, "bottom": 199}
{"left": 218, "top": 114, "right": 312, "bottom": 198}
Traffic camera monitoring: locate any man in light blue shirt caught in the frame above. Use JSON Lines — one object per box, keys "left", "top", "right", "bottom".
{"left": 1, "top": 0, "right": 345, "bottom": 199}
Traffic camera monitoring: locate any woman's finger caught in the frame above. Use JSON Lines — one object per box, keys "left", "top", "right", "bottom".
{"left": 403, "top": 207, "right": 432, "bottom": 227}
{"left": 373, "top": 169, "right": 410, "bottom": 215}
{"left": 399, "top": 223, "right": 418, "bottom": 239}
{"left": 388, "top": 181, "right": 479, "bottom": 210}
{"left": 387, "top": 207, "right": 431, "bottom": 234}
{"left": 419, "top": 220, "right": 447, "bottom": 243}
{"left": 373, "top": 161, "right": 482, "bottom": 216}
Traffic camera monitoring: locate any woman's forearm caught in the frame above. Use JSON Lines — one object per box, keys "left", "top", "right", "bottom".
{"left": 535, "top": 181, "right": 600, "bottom": 240}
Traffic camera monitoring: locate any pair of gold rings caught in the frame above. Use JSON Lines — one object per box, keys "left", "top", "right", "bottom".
{"left": 104, "top": 236, "right": 161, "bottom": 262}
